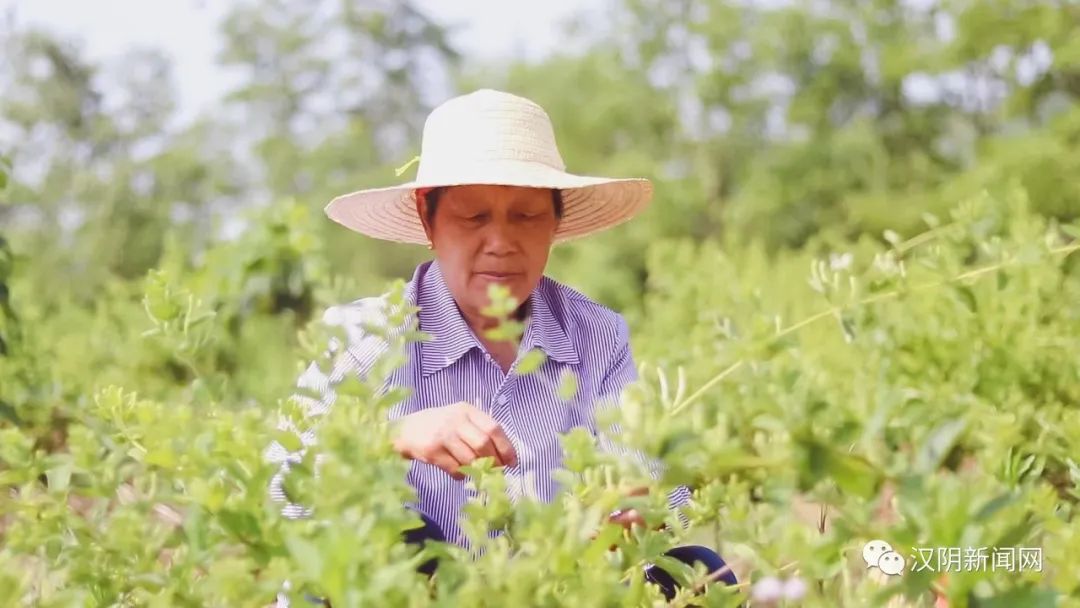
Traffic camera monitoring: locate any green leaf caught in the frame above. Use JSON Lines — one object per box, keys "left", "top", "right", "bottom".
{"left": 917, "top": 419, "right": 966, "bottom": 473}
{"left": 972, "top": 586, "right": 1056, "bottom": 608}
{"left": 652, "top": 554, "right": 695, "bottom": 586}
{"left": 953, "top": 285, "right": 978, "bottom": 313}
{"left": 828, "top": 450, "right": 881, "bottom": 498}
{"left": 838, "top": 313, "right": 857, "bottom": 343}
{"left": 972, "top": 492, "right": 1015, "bottom": 522}
{"left": 583, "top": 521, "right": 623, "bottom": 562}
{"left": 799, "top": 436, "right": 882, "bottom": 499}
{"left": 183, "top": 506, "right": 207, "bottom": 553}
{"left": 273, "top": 429, "right": 304, "bottom": 453}
{"left": 46, "top": 464, "right": 72, "bottom": 493}
{"left": 515, "top": 349, "right": 546, "bottom": 375}
{"left": 285, "top": 534, "right": 324, "bottom": 582}
{"left": 483, "top": 320, "right": 524, "bottom": 342}
{"left": 557, "top": 369, "right": 579, "bottom": 401}
{"left": 219, "top": 510, "right": 260, "bottom": 543}
{"left": 560, "top": 427, "right": 599, "bottom": 472}
{"left": 145, "top": 447, "right": 177, "bottom": 468}
{"left": 992, "top": 513, "right": 1037, "bottom": 549}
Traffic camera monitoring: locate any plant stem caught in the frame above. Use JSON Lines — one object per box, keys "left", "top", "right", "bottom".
{"left": 671, "top": 242, "right": 1080, "bottom": 414}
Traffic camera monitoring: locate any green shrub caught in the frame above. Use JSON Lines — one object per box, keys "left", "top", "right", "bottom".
{"left": 0, "top": 187, "right": 1077, "bottom": 607}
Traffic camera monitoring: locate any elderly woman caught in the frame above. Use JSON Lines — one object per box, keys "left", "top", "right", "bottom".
{"left": 268, "top": 89, "right": 737, "bottom": 605}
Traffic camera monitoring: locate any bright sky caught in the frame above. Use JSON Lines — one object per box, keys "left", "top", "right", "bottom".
{"left": 2, "top": 0, "right": 588, "bottom": 124}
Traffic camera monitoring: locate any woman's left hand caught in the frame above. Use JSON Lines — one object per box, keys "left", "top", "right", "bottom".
{"left": 610, "top": 485, "right": 650, "bottom": 529}
{"left": 608, "top": 508, "right": 646, "bottom": 529}
{"left": 591, "top": 486, "right": 667, "bottom": 548}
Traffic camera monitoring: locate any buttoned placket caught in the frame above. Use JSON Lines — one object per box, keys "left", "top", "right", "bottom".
{"left": 476, "top": 344, "right": 524, "bottom": 412}
{"left": 475, "top": 343, "right": 535, "bottom": 504}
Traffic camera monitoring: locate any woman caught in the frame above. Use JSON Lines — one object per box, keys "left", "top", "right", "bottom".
{"left": 267, "top": 89, "right": 737, "bottom": 605}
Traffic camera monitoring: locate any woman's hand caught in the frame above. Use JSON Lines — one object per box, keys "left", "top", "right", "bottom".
{"left": 608, "top": 485, "right": 651, "bottom": 529}
{"left": 591, "top": 486, "right": 669, "bottom": 549}
{"left": 391, "top": 402, "right": 518, "bottom": 480}
{"left": 607, "top": 508, "right": 646, "bottom": 530}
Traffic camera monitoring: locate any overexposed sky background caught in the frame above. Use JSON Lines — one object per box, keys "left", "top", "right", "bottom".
{"left": 2, "top": 0, "right": 587, "bottom": 124}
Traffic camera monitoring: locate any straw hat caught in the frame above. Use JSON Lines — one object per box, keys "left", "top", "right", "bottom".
{"left": 324, "top": 89, "right": 653, "bottom": 244}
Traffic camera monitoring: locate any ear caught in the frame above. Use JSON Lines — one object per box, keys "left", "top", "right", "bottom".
{"left": 414, "top": 189, "right": 434, "bottom": 242}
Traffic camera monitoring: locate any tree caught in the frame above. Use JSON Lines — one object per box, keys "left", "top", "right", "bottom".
{"left": 0, "top": 29, "right": 242, "bottom": 293}
{"left": 216, "top": 0, "right": 461, "bottom": 292}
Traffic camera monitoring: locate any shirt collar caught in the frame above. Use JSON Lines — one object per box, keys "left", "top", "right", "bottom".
{"left": 519, "top": 280, "right": 579, "bottom": 366}
{"left": 416, "top": 261, "right": 579, "bottom": 377}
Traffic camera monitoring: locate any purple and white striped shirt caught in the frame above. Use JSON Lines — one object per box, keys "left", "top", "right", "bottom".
{"left": 266, "top": 260, "right": 690, "bottom": 549}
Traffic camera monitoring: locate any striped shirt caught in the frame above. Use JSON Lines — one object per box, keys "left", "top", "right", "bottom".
{"left": 265, "top": 260, "right": 691, "bottom": 549}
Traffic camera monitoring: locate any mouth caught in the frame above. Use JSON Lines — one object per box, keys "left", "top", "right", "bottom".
{"left": 474, "top": 271, "right": 522, "bottom": 281}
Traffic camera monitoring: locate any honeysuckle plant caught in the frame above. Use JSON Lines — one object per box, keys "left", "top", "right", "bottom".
{"left": 0, "top": 187, "right": 1077, "bottom": 607}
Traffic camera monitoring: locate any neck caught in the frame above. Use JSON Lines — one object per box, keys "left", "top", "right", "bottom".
{"left": 462, "top": 299, "right": 529, "bottom": 334}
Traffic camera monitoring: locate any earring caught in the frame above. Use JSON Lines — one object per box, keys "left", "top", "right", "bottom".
{"left": 426, "top": 242, "right": 434, "bottom": 250}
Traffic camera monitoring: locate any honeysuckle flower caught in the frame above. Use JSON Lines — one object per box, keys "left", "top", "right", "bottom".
{"left": 829, "top": 252, "right": 853, "bottom": 271}
{"left": 782, "top": 576, "right": 808, "bottom": 600}
{"left": 752, "top": 576, "right": 807, "bottom": 604}
{"left": 752, "top": 576, "right": 784, "bottom": 602}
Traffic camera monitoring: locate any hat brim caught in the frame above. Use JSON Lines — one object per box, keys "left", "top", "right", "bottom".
{"left": 324, "top": 160, "right": 652, "bottom": 245}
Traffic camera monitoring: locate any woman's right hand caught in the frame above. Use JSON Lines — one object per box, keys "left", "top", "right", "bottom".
{"left": 391, "top": 402, "right": 518, "bottom": 480}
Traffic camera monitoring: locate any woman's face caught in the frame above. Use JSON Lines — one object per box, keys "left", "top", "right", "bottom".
{"left": 418, "top": 184, "right": 559, "bottom": 323}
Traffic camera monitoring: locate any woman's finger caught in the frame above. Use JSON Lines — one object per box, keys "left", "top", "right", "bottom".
{"left": 609, "top": 509, "right": 645, "bottom": 529}
{"left": 457, "top": 420, "right": 503, "bottom": 465}
{"left": 442, "top": 434, "right": 478, "bottom": 476}
{"left": 465, "top": 408, "right": 518, "bottom": 467}
{"left": 429, "top": 448, "right": 466, "bottom": 480}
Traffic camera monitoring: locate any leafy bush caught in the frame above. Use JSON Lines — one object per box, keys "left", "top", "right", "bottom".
{"left": 0, "top": 186, "right": 1078, "bottom": 607}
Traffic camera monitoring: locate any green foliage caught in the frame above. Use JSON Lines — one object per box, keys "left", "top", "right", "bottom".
{"left": 626, "top": 189, "right": 1080, "bottom": 605}
{"left": 479, "top": 283, "right": 526, "bottom": 343}
{"left": 2, "top": 1, "right": 1080, "bottom": 605}
{"left": 2, "top": 182, "right": 1077, "bottom": 606}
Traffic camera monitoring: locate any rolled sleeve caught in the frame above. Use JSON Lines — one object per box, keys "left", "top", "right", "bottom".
{"left": 265, "top": 301, "right": 394, "bottom": 608}
{"left": 264, "top": 300, "right": 392, "bottom": 520}
{"left": 594, "top": 319, "right": 692, "bottom": 528}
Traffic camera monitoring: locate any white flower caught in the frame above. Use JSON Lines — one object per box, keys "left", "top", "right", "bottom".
{"left": 829, "top": 252, "right": 853, "bottom": 271}
{"left": 752, "top": 576, "right": 808, "bottom": 604}
{"left": 751, "top": 576, "right": 784, "bottom": 602}
{"left": 783, "top": 576, "right": 808, "bottom": 600}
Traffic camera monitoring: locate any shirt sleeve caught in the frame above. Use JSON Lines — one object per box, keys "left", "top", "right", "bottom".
{"left": 264, "top": 301, "right": 392, "bottom": 521}
{"left": 594, "top": 318, "right": 692, "bottom": 529}
{"left": 266, "top": 302, "right": 393, "bottom": 608}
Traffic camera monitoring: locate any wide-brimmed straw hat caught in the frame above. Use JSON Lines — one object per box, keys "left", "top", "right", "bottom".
{"left": 324, "top": 88, "right": 653, "bottom": 244}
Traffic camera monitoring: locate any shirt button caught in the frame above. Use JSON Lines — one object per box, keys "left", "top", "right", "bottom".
{"left": 497, "top": 394, "right": 509, "bottom": 405}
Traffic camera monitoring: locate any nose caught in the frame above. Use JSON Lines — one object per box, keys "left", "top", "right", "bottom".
{"left": 481, "top": 222, "right": 516, "bottom": 256}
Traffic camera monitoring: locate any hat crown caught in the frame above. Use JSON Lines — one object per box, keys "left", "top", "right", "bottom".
{"left": 324, "top": 88, "right": 653, "bottom": 245}
{"left": 417, "top": 89, "right": 566, "bottom": 180}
